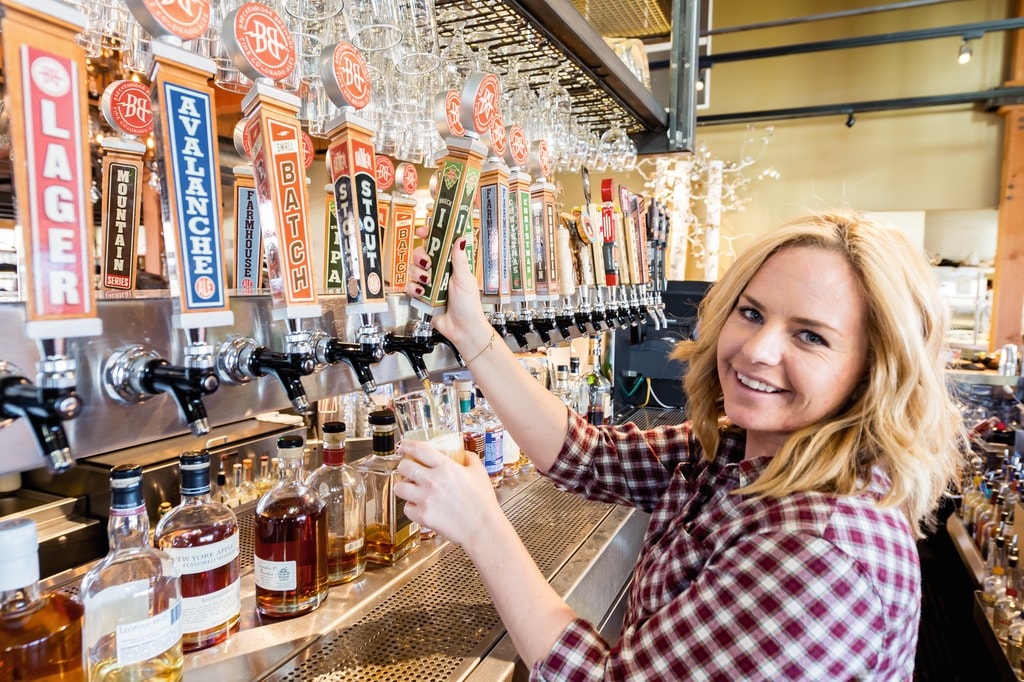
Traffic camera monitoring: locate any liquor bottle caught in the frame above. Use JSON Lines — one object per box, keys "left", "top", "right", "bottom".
{"left": 1008, "top": 611, "right": 1024, "bottom": 672}
{"left": 215, "top": 466, "right": 233, "bottom": 507}
{"left": 240, "top": 458, "right": 258, "bottom": 504}
{"left": 551, "top": 364, "right": 576, "bottom": 409}
{"left": 502, "top": 431, "right": 521, "bottom": 479}
{"left": 80, "top": 464, "right": 183, "bottom": 681}
{"left": 463, "top": 392, "right": 504, "bottom": 487}
{"left": 584, "top": 335, "right": 612, "bottom": 425}
{"left": 358, "top": 409, "right": 420, "bottom": 565}
{"left": 995, "top": 542, "right": 1021, "bottom": 642}
{"left": 154, "top": 451, "right": 241, "bottom": 651}
{"left": 455, "top": 379, "right": 475, "bottom": 416}
{"left": 982, "top": 527, "right": 1008, "bottom": 622}
{"left": 255, "top": 455, "right": 273, "bottom": 496}
{"left": 0, "top": 518, "right": 83, "bottom": 680}
{"left": 228, "top": 463, "right": 244, "bottom": 508}
{"left": 254, "top": 435, "right": 328, "bottom": 617}
{"left": 306, "top": 422, "right": 367, "bottom": 584}
{"left": 568, "top": 355, "right": 587, "bottom": 413}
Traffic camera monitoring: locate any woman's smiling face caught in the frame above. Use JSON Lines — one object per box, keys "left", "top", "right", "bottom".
{"left": 716, "top": 246, "right": 869, "bottom": 459}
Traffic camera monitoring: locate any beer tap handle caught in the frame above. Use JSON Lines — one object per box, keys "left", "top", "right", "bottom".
{"left": 431, "top": 331, "right": 465, "bottom": 367}
{"left": 383, "top": 331, "right": 436, "bottom": 382}
{"left": 142, "top": 360, "right": 219, "bottom": 436}
{"left": 0, "top": 366, "right": 79, "bottom": 472}
{"left": 311, "top": 329, "right": 383, "bottom": 395}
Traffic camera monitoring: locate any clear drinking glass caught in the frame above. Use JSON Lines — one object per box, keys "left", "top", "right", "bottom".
{"left": 392, "top": 384, "right": 464, "bottom": 461}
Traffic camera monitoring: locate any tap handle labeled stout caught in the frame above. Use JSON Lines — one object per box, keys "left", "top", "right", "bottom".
{"left": 599, "top": 179, "right": 619, "bottom": 287}
{"left": 99, "top": 80, "right": 151, "bottom": 292}
{"left": 2, "top": 0, "right": 102, "bottom": 340}
{"left": 320, "top": 42, "right": 386, "bottom": 315}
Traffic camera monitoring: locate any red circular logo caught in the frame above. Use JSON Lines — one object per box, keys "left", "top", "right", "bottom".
{"left": 332, "top": 42, "right": 371, "bottom": 110}
{"left": 101, "top": 80, "right": 153, "bottom": 137}
{"left": 538, "top": 140, "right": 551, "bottom": 180}
{"left": 397, "top": 162, "right": 418, "bottom": 195}
{"left": 445, "top": 90, "right": 465, "bottom": 137}
{"left": 301, "top": 132, "right": 314, "bottom": 170}
{"left": 229, "top": 3, "right": 296, "bottom": 82}
{"left": 136, "top": 0, "right": 210, "bottom": 41}
{"left": 488, "top": 113, "right": 506, "bottom": 157}
{"left": 195, "top": 276, "right": 216, "bottom": 300}
{"left": 471, "top": 73, "right": 501, "bottom": 136}
{"left": 508, "top": 125, "right": 529, "bottom": 168}
{"left": 375, "top": 155, "right": 395, "bottom": 190}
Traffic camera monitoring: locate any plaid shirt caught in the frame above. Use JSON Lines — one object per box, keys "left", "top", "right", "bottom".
{"left": 532, "top": 410, "right": 920, "bottom": 681}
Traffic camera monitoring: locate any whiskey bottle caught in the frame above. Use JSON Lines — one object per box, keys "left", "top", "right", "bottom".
{"left": 154, "top": 451, "right": 241, "bottom": 651}
{"left": 462, "top": 392, "right": 504, "bottom": 487}
{"left": 254, "top": 435, "right": 328, "bottom": 617}
{"left": 255, "top": 455, "right": 273, "bottom": 496}
{"left": 80, "top": 464, "right": 183, "bottom": 681}
{"left": 306, "top": 422, "right": 367, "bottom": 584}
{"left": 358, "top": 409, "right": 420, "bottom": 565}
{"left": 0, "top": 518, "right": 83, "bottom": 680}
{"left": 583, "top": 336, "right": 612, "bottom": 425}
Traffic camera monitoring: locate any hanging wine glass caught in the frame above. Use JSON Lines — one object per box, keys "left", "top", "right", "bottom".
{"left": 392, "top": 0, "right": 441, "bottom": 76}
{"left": 346, "top": 0, "right": 403, "bottom": 53}
{"left": 438, "top": 21, "right": 474, "bottom": 92}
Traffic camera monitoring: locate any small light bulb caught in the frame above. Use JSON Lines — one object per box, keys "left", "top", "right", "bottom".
{"left": 958, "top": 39, "right": 973, "bottom": 65}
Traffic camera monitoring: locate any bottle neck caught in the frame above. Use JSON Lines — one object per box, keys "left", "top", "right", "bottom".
{"left": 372, "top": 428, "right": 397, "bottom": 458}
{"left": 0, "top": 583, "right": 42, "bottom": 612}
{"left": 108, "top": 506, "right": 150, "bottom": 551}
{"left": 278, "top": 455, "right": 304, "bottom": 481}
{"left": 322, "top": 444, "right": 346, "bottom": 466}
{"left": 181, "top": 491, "right": 212, "bottom": 505}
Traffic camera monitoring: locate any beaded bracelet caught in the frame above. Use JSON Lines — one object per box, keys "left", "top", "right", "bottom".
{"left": 465, "top": 331, "right": 497, "bottom": 365}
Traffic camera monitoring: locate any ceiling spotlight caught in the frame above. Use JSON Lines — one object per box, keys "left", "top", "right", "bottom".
{"left": 695, "top": 69, "right": 706, "bottom": 92}
{"left": 958, "top": 38, "right": 973, "bottom": 65}
{"left": 845, "top": 112, "right": 856, "bottom": 128}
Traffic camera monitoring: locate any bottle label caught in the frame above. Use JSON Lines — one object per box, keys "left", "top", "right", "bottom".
{"left": 180, "top": 580, "right": 241, "bottom": 634}
{"left": 344, "top": 537, "right": 364, "bottom": 553}
{"left": 163, "top": 534, "right": 239, "bottom": 575}
{"left": 254, "top": 556, "right": 297, "bottom": 591}
{"left": 484, "top": 430, "right": 504, "bottom": 474}
{"left": 115, "top": 599, "right": 182, "bottom": 666}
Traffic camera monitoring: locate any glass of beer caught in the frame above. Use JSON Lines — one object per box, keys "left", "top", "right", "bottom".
{"left": 392, "top": 384, "right": 464, "bottom": 464}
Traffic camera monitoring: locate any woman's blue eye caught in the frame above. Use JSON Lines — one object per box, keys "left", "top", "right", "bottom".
{"left": 799, "top": 330, "right": 827, "bottom": 346}
{"left": 738, "top": 306, "right": 762, "bottom": 322}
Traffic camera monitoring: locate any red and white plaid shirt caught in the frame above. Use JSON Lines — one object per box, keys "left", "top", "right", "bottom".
{"left": 532, "top": 410, "right": 920, "bottom": 681}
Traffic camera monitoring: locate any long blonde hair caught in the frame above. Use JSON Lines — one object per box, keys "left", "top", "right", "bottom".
{"left": 674, "top": 210, "right": 965, "bottom": 536}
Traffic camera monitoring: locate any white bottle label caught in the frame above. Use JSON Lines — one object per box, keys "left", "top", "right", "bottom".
{"left": 254, "top": 556, "right": 297, "bottom": 591}
{"left": 344, "top": 537, "right": 364, "bottom": 553}
{"left": 180, "top": 580, "right": 241, "bottom": 634}
{"left": 115, "top": 599, "right": 182, "bottom": 666}
{"left": 163, "top": 534, "right": 239, "bottom": 575}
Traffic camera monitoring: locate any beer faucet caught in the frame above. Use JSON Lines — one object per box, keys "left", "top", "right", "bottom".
{"left": 311, "top": 315, "right": 385, "bottom": 394}
{"left": 383, "top": 317, "right": 436, "bottom": 381}
{"left": 505, "top": 305, "right": 544, "bottom": 350}
{"left": 430, "top": 330, "right": 465, "bottom": 367}
{"left": 0, "top": 343, "right": 81, "bottom": 472}
{"left": 217, "top": 321, "right": 315, "bottom": 412}
{"left": 104, "top": 330, "right": 220, "bottom": 436}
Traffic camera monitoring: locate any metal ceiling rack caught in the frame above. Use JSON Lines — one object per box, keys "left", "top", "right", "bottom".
{"left": 434, "top": 0, "right": 668, "bottom": 136}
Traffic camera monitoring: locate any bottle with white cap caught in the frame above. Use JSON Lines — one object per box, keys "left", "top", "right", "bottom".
{"left": 0, "top": 517, "right": 84, "bottom": 679}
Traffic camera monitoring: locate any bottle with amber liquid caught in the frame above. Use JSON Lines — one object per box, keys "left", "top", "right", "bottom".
{"left": 0, "top": 518, "right": 83, "bottom": 680}
{"left": 306, "top": 422, "right": 366, "bottom": 584}
{"left": 358, "top": 409, "right": 420, "bottom": 565}
{"left": 154, "top": 450, "right": 241, "bottom": 651}
{"left": 254, "top": 435, "right": 328, "bottom": 617}
{"left": 80, "top": 465, "right": 183, "bottom": 681}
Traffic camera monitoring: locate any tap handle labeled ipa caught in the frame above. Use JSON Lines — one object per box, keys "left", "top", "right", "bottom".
{"left": 600, "top": 179, "right": 619, "bottom": 287}
{"left": 2, "top": 0, "right": 102, "bottom": 339}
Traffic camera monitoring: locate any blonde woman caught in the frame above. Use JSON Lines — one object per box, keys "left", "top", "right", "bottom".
{"left": 397, "top": 211, "right": 964, "bottom": 680}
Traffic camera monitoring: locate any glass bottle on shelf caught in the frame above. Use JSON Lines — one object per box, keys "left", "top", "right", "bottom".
{"left": 995, "top": 541, "right": 1021, "bottom": 642}
{"left": 463, "top": 391, "right": 504, "bottom": 487}
{"left": 0, "top": 518, "right": 83, "bottom": 680}
{"left": 358, "top": 409, "right": 420, "bottom": 566}
{"left": 584, "top": 335, "right": 612, "bottom": 425}
{"left": 215, "top": 465, "right": 232, "bottom": 507}
{"left": 228, "top": 462, "right": 244, "bottom": 507}
{"left": 154, "top": 450, "right": 241, "bottom": 652}
{"left": 455, "top": 379, "right": 475, "bottom": 416}
{"left": 306, "top": 422, "right": 367, "bottom": 584}
{"left": 254, "top": 435, "right": 328, "bottom": 617}
{"left": 552, "top": 364, "right": 575, "bottom": 409}
{"left": 255, "top": 455, "right": 273, "bottom": 496}
{"left": 240, "top": 457, "right": 258, "bottom": 504}
{"left": 982, "top": 526, "right": 1008, "bottom": 622}
{"left": 568, "top": 355, "right": 586, "bottom": 412}
{"left": 80, "top": 464, "right": 183, "bottom": 681}
{"left": 1008, "top": 611, "right": 1024, "bottom": 672}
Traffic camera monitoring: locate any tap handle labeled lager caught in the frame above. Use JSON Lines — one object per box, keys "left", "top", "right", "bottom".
{"left": 3, "top": 0, "right": 102, "bottom": 339}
